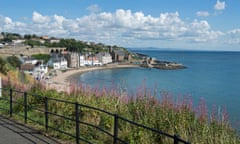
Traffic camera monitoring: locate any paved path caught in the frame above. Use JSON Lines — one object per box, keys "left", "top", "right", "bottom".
{"left": 0, "top": 115, "right": 61, "bottom": 144}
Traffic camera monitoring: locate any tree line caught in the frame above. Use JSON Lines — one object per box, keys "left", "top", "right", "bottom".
{"left": 1, "top": 32, "right": 125, "bottom": 53}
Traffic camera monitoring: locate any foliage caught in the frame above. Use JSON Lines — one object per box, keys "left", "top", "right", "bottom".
{"left": 0, "top": 32, "right": 22, "bottom": 42}
{"left": 1, "top": 32, "right": 129, "bottom": 55}
{"left": 0, "top": 57, "right": 9, "bottom": 75}
{"left": 31, "top": 54, "right": 50, "bottom": 64}
{"left": 0, "top": 79, "right": 239, "bottom": 144}
{"left": 24, "top": 39, "right": 43, "bottom": 47}
{"left": 6, "top": 55, "right": 22, "bottom": 68}
{"left": 23, "top": 34, "right": 38, "bottom": 40}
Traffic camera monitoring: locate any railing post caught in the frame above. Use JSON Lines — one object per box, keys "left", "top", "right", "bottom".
{"left": 45, "top": 97, "right": 48, "bottom": 130}
{"left": 174, "top": 134, "right": 179, "bottom": 144}
{"left": 9, "top": 89, "right": 13, "bottom": 117}
{"left": 24, "top": 92, "right": 27, "bottom": 124}
{"left": 75, "top": 102, "right": 80, "bottom": 144}
{"left": 113, "top": 114, "right": 119, "bottom": 144}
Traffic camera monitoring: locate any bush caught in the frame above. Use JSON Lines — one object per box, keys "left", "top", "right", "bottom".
{"left": 0, "top": 57, "right": 9, "bottom": 75}
{"left": 7, "top": 55, "right": 22, "bottom": 68}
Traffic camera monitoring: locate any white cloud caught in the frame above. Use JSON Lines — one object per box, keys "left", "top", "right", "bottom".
{"left": 87, "top": 4, "right": 101, "bottom": 14}
{"left": 183, "top": 20, "right": 224, "bottom": 42}
{"left": 4, "top": 17, "right": 13, "bottom": 24}
{"left": 3, "top": 17, "right": 15, "bottom": 30}
{"left": 0, "top": 10, "right": 227, "bottom": 48}
{"left": 225, "top": 29, "right": 240, "bottom": 45}
{"left": 196, "top": 11, "right": 210, "bottom": 17}
{"left": 214, "top": 0, "right": 225, "bottom": 10}
{"left": 53, "top": 14, "right": 65, "bottom": 25}
{"left": 228, "top": 29, "right": 240, "bottom": 36}
{"left": 32, "top": 11, "right": 50, "bottom": 23}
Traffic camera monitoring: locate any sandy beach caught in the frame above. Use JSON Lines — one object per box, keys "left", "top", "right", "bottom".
{"left": 44, "top": 64, "right": 139, "bottom": 93}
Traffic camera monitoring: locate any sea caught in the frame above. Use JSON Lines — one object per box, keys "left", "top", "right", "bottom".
{"left": 70, "top": 49, "right": 240, "bottom": 130}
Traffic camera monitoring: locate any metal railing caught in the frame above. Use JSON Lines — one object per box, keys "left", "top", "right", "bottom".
{"left": 0, "top": 88, "right": 190, "bottom": 144}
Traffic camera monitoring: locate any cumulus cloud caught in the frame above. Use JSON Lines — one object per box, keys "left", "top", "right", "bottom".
{"left": 228, "top": 29, "right": 240, "bottom": 37}
{"left": 0, "top": 10, "right": 225, "bottom": 47}
{"left": 214, "top": 0, "right": 225, "bottom": 10}
{"left": 196, "top": 11, "right": 210, "bottom": 17}
{"left": 32, "top": 11, "right": 50, "bottom": 23}
{"left": 225, "top": 29, "right": 240, "bottom": 44}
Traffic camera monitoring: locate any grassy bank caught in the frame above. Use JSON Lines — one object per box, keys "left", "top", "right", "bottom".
{"left": 0, "top": 77, "right": 239, "bottom": 144}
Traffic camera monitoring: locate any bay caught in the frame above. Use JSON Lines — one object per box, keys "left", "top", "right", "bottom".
{"left": 70, "top": 50, "right": 240, "bottom": 129}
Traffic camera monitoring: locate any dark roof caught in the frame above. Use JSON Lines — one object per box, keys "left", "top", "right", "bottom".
{"left": 20, "top": 64, "right": 35, "bottom": 71}
{"left": 113, "top": 50, "right": 125, "bottom": 56}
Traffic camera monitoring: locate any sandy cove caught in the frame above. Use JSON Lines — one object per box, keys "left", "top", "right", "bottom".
{"left": 44, "top": 64, "right": 139, "bottom": 93}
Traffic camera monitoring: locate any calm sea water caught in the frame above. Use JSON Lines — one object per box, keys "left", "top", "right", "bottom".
{"left": 70, "top": 50, "right": 240, "bottom": 128}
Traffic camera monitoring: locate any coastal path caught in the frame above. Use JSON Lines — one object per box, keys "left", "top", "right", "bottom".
{"left": 0, "top": 115, "right": 60, "bottom": 144}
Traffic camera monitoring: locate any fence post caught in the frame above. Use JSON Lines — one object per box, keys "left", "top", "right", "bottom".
{"left": 174, "top": 135, "right": 179, "bottom": 144}
{"left": 45, "top": 97, "right": 48, "bottom": 130}
{"left": 75, "top": 102, "right": 80, "bottom": 144}
{"left": 0, "top": 77, "right": 2, "bottom": 97}
{"left": 9, "top": 89, "right": 13, "bottom": 117}
{"left": 24, "top": 92, "right": 27, "bottom": 124}
{"left": 113, "top": 114, "right": 119, "bottom": 144}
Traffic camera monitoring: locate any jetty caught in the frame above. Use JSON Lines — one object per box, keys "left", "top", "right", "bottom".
{"left": 135, "top": 53, "right": 187, "bottom": 70}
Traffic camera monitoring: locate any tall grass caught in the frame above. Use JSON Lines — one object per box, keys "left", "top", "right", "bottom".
{"left": 1, "top": 78, "right": 240, "bottom": 144}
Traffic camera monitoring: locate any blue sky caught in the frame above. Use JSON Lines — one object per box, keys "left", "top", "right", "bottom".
{"left": 0, "top": 0, "right": 240, "bottom": 51}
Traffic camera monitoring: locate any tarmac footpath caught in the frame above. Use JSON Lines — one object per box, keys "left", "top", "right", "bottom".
{"left": 0, "top": 115, "right": 61, "bottom": 144}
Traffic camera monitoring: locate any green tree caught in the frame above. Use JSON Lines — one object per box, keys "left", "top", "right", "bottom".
{"left": 31, "top": 54, "right": 50, "bottom": 64}
{"left": 6, "top": 55, "right": 22, "bottom": 68}
{"left": 24, "top": 40, "right": 42, "bottom": 47}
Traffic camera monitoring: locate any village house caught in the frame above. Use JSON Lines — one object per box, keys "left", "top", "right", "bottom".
{"left": 41, "top": 36, "right": 49, "bottom": 40}
{"left": 12, "top": 39, "right": 25, "bottom": 45}
{"left": 52, "top": 57, "right": 68, "bottom": 70}
{"left": 66, "top": 52, "right": 102, "bottom": 67}
{"left": 79, "top": 55, "right": 85, "bottom": 66}
{"left": 20, "top": 57, "right": 48, "bottom": 80}
{"left": 21, "top": 57, "right": 38, "bottom": 65}
{"left": 49, "top": 39, "right": 60, "bottom": 43}
{"left": 66, "top": 52, "right": 80, "bottom": 68}
{"left": 34, "top": 64, "right": 48, "bottom": 74}
{"left": 20, "top": 63, "right": 35, "bottom": 75}
{"left": 112, "top": 50, "right": 125, "bottom": 62}
{"left": 33, "top": 64, "right": 48, "bottom": 80}
{"left": 84, "top": 55, "right": 102, "bottom": 66}
{"left": 96, "top": 52, "right": 112, "bottom": 64}
{"left": 31, "top": 38, "right": 45, "bottom": 44}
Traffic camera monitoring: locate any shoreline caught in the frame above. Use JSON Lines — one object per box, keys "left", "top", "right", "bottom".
{"left": 44, "top": 64, "right": 139, "bottom": 92}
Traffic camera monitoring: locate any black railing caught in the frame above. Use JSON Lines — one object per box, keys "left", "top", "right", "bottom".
{"left": 0, "top": 88, "right": 190, "bottom": 144}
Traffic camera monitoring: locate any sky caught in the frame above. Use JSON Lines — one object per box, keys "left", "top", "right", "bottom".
{"left": 0, "top": 0, "right": 240, "bottom": 51}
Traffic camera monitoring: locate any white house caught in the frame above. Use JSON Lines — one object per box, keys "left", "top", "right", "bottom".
{"left": 34, "top": 64, "right": 48, "bottom": 74}
{"left": 12, "top": 39, "right": 25, "bottom": 44}
{"left": 22, "top": 57, "right": 38, "bottom": 65}
{"left": 33, "top": 64, "right": 48, "bottom": 80}
{"left": 53, "top": 57, "right": 68, "bottom": 70}
{"left": 96, "top": 52, "right": 112, "bottom": 64}
{"left": 79, "top": 55, "right": 85, "bottom": 66}
{"left": 85, "top": 55, "right": 102, "bottom": 66}
{"left": 50, "top": 39, "right": 60, "bottom": 43}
